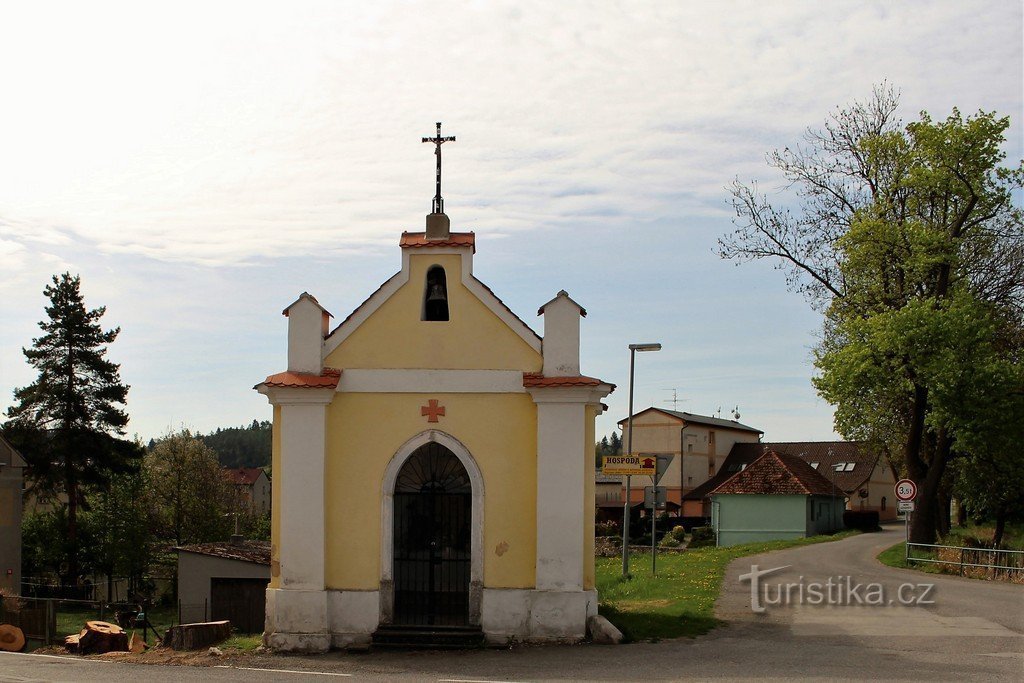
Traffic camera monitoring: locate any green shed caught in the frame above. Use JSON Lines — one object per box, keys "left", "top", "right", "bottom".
{"left": 710, "top": 450, "right": 846, "bottom": 547}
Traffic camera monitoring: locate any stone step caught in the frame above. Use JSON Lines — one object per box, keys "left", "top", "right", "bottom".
{"left": 371, "top": 625, "right": 485, "bottom": 650}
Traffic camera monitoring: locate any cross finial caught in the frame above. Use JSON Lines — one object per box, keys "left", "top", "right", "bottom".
{"left": 422, "top": 122, "right": 455, "bottom": 214}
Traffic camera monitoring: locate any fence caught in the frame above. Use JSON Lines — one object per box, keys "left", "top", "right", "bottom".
{"left": 0, "top": 596, "right": 177, "bottom": 646}
{"left": 906, "top": 542, "right": 1024, "bottom": 578}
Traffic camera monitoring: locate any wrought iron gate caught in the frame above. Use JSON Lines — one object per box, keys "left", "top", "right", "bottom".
{"left": 393, "top": 443, "right": 472, "bottom": 626}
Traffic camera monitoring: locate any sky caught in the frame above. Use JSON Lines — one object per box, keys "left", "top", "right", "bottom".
{"left": 1, "top": 0, "right": 1021, "bottom": 444}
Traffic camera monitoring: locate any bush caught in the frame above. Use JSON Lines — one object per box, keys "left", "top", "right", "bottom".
{"left": 688, "top": 526, "right": 716, "bottom": 548}
{"left": 842, "top": 510, "right": 880, "bottom": 531}
{"left": 671, "top": 525, "right": 687, "bottom": 542}
{"left": 595, "top": 520, "right": 620, "bottom": 537}
{"left": 659, "top": 535, "right": 682, "bottom": 548}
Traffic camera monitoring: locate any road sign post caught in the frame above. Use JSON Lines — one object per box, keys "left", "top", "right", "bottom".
{"left": 895, "top": 479, "right": 917, "bottom": 561}
{"left": 648, "top": 455, "right": 675, "bottom": 576}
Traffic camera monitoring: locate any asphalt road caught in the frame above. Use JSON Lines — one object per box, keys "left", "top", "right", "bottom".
{"left": 2, "top": 527, "right": 1021, "bottom": 682}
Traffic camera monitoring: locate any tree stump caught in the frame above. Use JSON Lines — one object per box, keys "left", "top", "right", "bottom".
{"left": 77, "top": 621, "right": 129, "bottom": 654}
{"left": 0, "top": 624, "right": 26, "bottom": 652}
{"left": 162, "top": 621, "right": 231, "bottom": 650}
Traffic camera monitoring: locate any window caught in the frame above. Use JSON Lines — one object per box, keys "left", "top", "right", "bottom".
{"left": 810, "top": 462, "right": 819, "bottom": 469}
{"left": 708, "top": 431, "right": 715, "bottom": 444}
{"left": 844, "top": 463, "right": 856, "bottom": 472}
{"left": 881, "top": 496, "right": 887, "bottom": 511}
{"left": 422, "top": 266, "right": 449, "bottom": 321}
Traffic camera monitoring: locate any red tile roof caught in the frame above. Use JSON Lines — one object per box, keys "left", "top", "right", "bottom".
{"left": 400, "top": 231, "right": 476, "bottom": 252}
{"left": 257, "top": 367, "right": 341, "bottom": 389}
{"left": 223, "top": 467, "right": 266, "bottom": 485}
{"left": 711, "top": 450, "right": 841, "bottom": 497}
{"left": 523, "top": 372, "right": 615, "bottom": 389}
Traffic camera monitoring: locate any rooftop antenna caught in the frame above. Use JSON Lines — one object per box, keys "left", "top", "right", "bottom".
{"left": 662, "top": 389, "right": 689, "bottom": 410}
{"left": 732, "top": 405, "right": 741, "bottom": 420}
{"left": 715, "top": 406, "right": 722, "bottom": 418}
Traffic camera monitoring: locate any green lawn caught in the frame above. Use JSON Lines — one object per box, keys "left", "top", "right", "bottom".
{"left": 596, "top": 530, "right": 860, "bottom": 641}
{"left": 877, "top": 521, "right": 1024, "bottom": 581}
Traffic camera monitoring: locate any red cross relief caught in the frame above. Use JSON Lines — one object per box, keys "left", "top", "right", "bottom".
{"left": 421, "top": 399, "right": 446, "bottom": 423}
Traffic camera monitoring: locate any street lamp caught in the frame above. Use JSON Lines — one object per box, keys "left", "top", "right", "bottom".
{"left": 622, "top": 342, "right": 662, "bottom": 578}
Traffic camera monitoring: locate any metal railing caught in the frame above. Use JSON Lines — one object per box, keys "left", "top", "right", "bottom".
{"left": 906, "top": 542, "right": 1024, "bottom": 575}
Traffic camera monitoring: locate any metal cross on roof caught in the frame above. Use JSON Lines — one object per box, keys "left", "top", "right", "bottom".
{"left": 422, "top": 122, "right": 455, "bottom": 214}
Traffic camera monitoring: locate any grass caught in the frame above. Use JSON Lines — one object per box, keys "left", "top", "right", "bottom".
{"left": 595, "top": 530, "right": 860, "bottom": 641}
{"left": 877, "top": 522, "right": 1024, "bottom": 583}
{"left": 220, "top": 634, "right": 263, "bottom": 652}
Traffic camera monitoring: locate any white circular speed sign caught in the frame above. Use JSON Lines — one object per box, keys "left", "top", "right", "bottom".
{"left": 895, "top": 479, "right": 917, "bottom": 502}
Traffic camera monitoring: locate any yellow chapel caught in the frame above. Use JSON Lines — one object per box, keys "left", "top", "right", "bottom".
{"left": 255, "top": 156, "right": 614, "bottom": 649}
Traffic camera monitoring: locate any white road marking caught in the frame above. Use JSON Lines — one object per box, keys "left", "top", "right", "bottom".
{"left": 0, "top": 651, "right": 112, "bottom": 663}
{"left": 213, "top": 665, "right": 352, "bottom": 677}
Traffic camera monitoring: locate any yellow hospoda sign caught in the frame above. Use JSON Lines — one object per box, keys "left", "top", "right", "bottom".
{"left": 602, "top": 455, "right": 656, "bottom": 476}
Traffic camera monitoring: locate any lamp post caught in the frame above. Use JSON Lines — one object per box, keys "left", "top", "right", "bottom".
{"left": 622, "top": 342, "right": 662, "bottom": 578}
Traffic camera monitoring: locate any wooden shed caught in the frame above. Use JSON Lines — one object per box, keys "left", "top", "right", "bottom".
{"left": 175, "top": 540, "right": 270, "bottom": 633}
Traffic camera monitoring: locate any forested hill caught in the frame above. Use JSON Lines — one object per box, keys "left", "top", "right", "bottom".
{"left": 200, "top": 419, "right": 272, "bottom": 468}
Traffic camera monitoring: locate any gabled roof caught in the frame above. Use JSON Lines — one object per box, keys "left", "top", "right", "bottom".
{"left": 176, "top": 540, "right": 270, "bottom": 565}
{"left": 282, "top": 291, "right": 332, "bottom": 318}
{"left": 255, "top": 367, "right": 341, "bottom": 390}
{"left": 400, "top": 231, "right": 476, "bottom": 252}
{"left": 0, "top": 434, "right": 27, "bottom": 468}
{"left": 727, "top": 441, "right": 878, "bottom": 492}
{"left": 711, "top": 450, "right": 841, "bottom": 497}
{"left": 223, "top": 467, "right": 267, "bottom": 485}
{"left": 617, "top": 407, "right": 762, "bottom": 434}
{"left": 537, "top": 290, "right": 587, "bottom": 317}
{"left": 683, "top": 440, "right": 880, "bottom": 501}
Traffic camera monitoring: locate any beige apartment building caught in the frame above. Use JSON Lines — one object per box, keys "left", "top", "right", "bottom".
{"left": 617, "top": 408, "right": 763, "bottom": 515}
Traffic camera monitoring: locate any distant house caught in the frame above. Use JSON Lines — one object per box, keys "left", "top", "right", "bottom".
{"left": 710, "top": 450, "right": 846, "bottom": 547}
{"left": 684, "top": 441, "right": 896, "bottom": 520}
{"left": 617, "top": 408, "right": 763, "bottom": 513}
{"left": 0, "top": 435, "right": 27, "bottom": 594}
{"left": 223, "top": 467, "right": 271, "bottom": 514}
{"left": 176, "top": 540, "right": 270, "bottom": 633}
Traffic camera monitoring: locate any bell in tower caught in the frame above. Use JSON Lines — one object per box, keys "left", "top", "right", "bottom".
{"left": 423, "top": 266, "right": 450, "bottom": 321}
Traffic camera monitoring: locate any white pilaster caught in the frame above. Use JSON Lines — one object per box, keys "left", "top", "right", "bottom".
{"left": 258, "top": 385, "right": 333, "bottom": 652}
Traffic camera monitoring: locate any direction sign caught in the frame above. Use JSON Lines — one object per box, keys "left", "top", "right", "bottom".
{"left": 894, "top": 479, "right": 918, "bottom": 502}
{"left": 602, "top": 455, "right": 656, "bottom": 476}
{"left": 897, "top": 500, "right": 915, "bottom": 513}
{"left": 644, "top": 486, "right": 667, "bottom": 509}
{"left": 654, "top": 454, "right": 675, "bottom": 485}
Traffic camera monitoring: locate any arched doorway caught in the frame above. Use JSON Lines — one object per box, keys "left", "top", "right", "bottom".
{"left": 392, "top": 442, "right": 472, "bottom": 626}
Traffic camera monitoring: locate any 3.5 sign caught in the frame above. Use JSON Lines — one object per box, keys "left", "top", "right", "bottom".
{"left": 894, "top": 479, "right": 917, "bottom": 502}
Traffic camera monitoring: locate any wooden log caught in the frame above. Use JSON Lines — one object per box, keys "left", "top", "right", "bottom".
{"left": 162, "top": 621, "right": 231, "bottom": 651}
{"left": 0, "top": 624, "right": 26, "bottom": 652}
{"left": 78, "top": 620, "right": 129, "bottom": 654}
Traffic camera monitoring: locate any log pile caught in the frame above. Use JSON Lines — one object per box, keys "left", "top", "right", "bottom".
{"left": 64, "top": 621, "right": 128, "bottom": 654}
{"left": 162, "top": 620, "right": 231, "bottom": 650}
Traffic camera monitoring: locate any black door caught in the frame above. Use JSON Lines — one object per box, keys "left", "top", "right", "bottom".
{"left": 393, "top": 443, "right": 472, "bottom": 626}
{"left": 210, "top": 577, "right": 268, "bottom": 633}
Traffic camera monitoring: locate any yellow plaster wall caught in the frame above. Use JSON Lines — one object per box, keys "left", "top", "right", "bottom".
{"left": 324, "top": 392, "right": 538, "bottom": 590}
{"left": 269, "top": 405, "right": 281, "bottom": 588}
{"left": 324, "top": 253, "right": 542, "bottom": 371}
{"left": 584, "top": 405, "right": 596, "bottom": 590}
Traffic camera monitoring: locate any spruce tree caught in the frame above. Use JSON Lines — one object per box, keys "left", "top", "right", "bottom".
{"left": 4, "top": 273, "right": 138, "bottom": 583}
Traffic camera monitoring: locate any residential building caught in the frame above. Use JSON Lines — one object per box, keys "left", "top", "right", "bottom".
{"left": 710, "top": 450, "right": 847, "bottom": 546}
{"left": 0, "top": 435, "right": 26, "bottom": 594}
{"left": 617, "top": 408, "right": 763, "bottom": 514}
{"left": 223, "top": 467, "right": 271, "bottom": 514}
{"left": 685, "top": 440, "right": 896, "bottom": 520}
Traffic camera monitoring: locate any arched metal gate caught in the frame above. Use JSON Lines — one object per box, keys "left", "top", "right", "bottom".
{"left": 392, "top": 442, "right": 472, "bottom": 626}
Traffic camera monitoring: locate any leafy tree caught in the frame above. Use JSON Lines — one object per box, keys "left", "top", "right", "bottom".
{"left": 86, "top": 468, "right": 157, "bottom": 601}
{"left": 721, "top": 87, "right": 1023, "bottom": 544}
{"left": 4, "top": 273, "right": 139, "bottom": 581}
{"left": 146, "top": 430, "right": 234, "bottom": 546}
